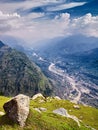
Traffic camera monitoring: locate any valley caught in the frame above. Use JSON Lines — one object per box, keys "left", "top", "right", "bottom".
{"left": 0, "top": 0, "right": 98, "bottom": 129}
{"left": 28, "top": 48, "right": 98, "bottom": 108}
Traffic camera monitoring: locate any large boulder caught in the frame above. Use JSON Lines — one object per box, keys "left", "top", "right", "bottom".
{"left": 3, "top": 94, "right": 30, "bottom": 127}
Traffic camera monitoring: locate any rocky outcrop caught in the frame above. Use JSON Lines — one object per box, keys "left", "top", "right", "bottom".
{"left": 3, "top": 94, "right": 30, "bottom": 127}
{"left": 53, "top": 108, "right": 68, "bottom": 117}
{"left": 53, "top": 108, "right": 80, "bottom": 127}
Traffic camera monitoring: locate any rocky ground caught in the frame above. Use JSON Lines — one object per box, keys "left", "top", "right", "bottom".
{"left": 0, "top": 94, "right": 98, "bottom": 130}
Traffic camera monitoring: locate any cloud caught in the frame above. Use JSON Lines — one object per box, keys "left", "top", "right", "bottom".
{"left": 0, "top": 0, "right": 98, "bottom": 47}
{"left": 0, "top": 11, "right": 20, "bottom": 18}
{"left": 0, "top": 0, "right": 62, "bottom": 13}
{"left": 71, "top": 13, "right": 98, "bottom": 37}
{"left": 46, "top": 2, "right": 86, "bottom": 11}
{"left": 0, "top": 10, "right": 98, "bottom": 45}
{"left": 0, "top": 11, "right": 20, "bottom": 33}
{"left": 0, "top": 0, "right": 26, "bottom": 3}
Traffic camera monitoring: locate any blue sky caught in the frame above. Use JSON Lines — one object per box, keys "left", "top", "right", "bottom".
{"left": 0, "top": 0, "right": 98, "bottom": 47}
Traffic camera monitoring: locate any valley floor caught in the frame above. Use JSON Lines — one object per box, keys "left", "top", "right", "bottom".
{"left": 48, "top": 62, "right": 98, "bottom": 107}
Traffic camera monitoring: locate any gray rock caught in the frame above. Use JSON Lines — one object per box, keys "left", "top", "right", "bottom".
{"left": 53, "top": 108, "right": 80, "bottom": 127}
{"left": 32, "top": 93, "right": 45, "bottom": 100}
{"left": 53, "top": 108, "right": 68, "bottom": 117}
{"left": 3, "top": 94, "right": 30, "bottom": 127}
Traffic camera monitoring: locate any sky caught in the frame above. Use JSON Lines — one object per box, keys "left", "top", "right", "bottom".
{"left": 0, "top": 0, "right": 98, "bottom": 47}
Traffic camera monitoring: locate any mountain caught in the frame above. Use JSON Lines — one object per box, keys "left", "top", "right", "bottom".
{"left": 0, "top": 41, "right": 52, "bottom": 97}
{"left": 28, "top": 35, "right": 98, "bottom": 107}
{"left": 72, "top": 48, "right": 98, "bottom": 78}
{"left": 36, "top": 35, "right": 98, "bottom": 60}
{"left": 77, "top": 48, "right": 98, "bottom": 60}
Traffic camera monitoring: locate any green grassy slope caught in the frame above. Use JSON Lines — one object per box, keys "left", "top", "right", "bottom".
{"left": 0, "top": 96, "right": 98, "bottom": 130}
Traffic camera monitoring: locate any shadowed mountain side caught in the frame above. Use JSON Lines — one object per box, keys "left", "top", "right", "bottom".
{"left": 0, "top": 41, "right": 53, "bottom": 97}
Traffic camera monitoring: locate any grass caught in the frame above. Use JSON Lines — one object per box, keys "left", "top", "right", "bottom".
{"left": 0, "top": 96, "right": 10, "bottom": 112}
{"left": 0, "top": 96, "right": 98, "bottom": 130}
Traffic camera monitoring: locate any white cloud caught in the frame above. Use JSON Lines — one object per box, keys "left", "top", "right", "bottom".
{"left": 0, "top": 10, "right": 98, "bottom": 45}
{"left": 27, "top": 12, "right": 44, "bottom": 19}
{"left": 0, "top": 0, "right": 62, "bottom": 13}
{"left": 3, "top": 13, "right": 71, "bottom": 43}
{"left": 0, "top": 11, "right": 21, "bottom": 34}
{"left": 46, "top": 2, "right": 86, "bottom": 11}
{"left": 0, "top": 11, "right": 20, "bottom": 18}
{"left": 71, "top": 13, "right": 98, "bottom": 37}
{"left": 0, "top": 0, "right": 98, "bottom": 46}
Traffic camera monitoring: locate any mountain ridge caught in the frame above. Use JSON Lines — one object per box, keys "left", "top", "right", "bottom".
{"left": 0, "top": 41, "right": 53, "bottom": 97}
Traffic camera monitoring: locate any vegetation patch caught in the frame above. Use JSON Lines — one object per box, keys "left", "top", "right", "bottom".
{"left": 0, "top": 96, "right": 98, "bottom": 130}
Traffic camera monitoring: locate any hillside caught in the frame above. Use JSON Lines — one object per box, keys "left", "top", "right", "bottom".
{"left": 0, "top": 41, "right": 52, "bottom": 97}
{"left": 0, "top": 95, "right": 98, "bottom": 130}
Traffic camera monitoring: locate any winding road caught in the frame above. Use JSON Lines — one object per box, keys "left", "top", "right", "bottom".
{"left": 48, "top": 63, "right": 81, "bottom": 103}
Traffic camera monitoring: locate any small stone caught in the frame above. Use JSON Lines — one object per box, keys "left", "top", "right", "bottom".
{"left": 39, "top": 107, "right": 47, "bottom": 112}
{"left": 69, "top": 110, "right": 72, "bottom": 112}
{"left": 34, "top": 107, "right": 47, "bottom": 113}
{"left": 34, "top": 108, "right": 41, "bottom": 113}
{"left": 0, "top": 111, "right": 5, "bottom": 116}
{"left": 54, "top": 96, "right": 61, "bottom": 100}
{"left": 73, "top": 105, "right": 80, "bottom": 109}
